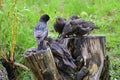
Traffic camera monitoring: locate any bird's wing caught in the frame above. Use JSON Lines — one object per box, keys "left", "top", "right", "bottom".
{"left": 61, "top": 21, "right": 73, "bottom": 35}
{"left": 50, "top": 43, "right": 64, "bottom": 58}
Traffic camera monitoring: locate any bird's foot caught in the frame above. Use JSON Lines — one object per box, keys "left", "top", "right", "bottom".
{"left": 37, "top": 46, "right": 48, "bottom": 50}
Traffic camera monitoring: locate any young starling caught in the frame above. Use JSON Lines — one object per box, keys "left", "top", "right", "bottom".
{"left": 60, "top": 19, "right": 99, "bottom": 38}
{"left": 34, "top": 14, "right": 50, "bottom": 50}
{"left": 54, "top": 17, "right": 67, "bottom": 35}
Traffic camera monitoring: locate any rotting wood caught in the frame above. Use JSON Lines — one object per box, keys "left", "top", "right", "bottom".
{"left": 62, "top": 35, "right": 109, "bottom": 80}
{"left": 24, "top": 47, "right": 61, "bottom": 80}
{"left": 0, "top": 62, "right": 8, "bottom": 80}
{"left": 24, "top": 35, "right": 109, "bottom": 80}
{"left": 100, "top": 55, "right": 110, "bottom": 80}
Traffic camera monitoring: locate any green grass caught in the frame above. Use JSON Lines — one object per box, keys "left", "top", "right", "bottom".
{"left": 0, "top": 0, "right": 120, "bottom": 80}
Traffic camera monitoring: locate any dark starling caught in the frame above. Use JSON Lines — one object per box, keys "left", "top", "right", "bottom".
{"left": 69, "top": 14, "right": 80, "bottom": 20}
{"left": 34, "top": 14, "right": 50, "bottom": 50}
{"left": 46, "top": 37, "right": 77, "bottom": 76}
{"left": 60, "top": 19, "right": 99, "bottom": 38}
{"left": 46, "top": 38, "right": 76, "bottom": 68}
{"left": 71, "top": 20, "right": 99, "bottom": 35}
{"left": 54, "top": 17, "right": 67, "bottom": 35}
{"left": 59, "top": 20, "right": 77, "bottom": 38}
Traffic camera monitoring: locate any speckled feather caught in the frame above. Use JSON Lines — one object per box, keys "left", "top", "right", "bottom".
{"left": 60, "top": 19, "right": 99, "bottom": 38}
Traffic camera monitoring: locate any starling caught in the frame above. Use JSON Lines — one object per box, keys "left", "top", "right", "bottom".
{"left": 46, "top": 37, "right": 77, "bottom": 76}
{"left": 46, "top": 37, "right": 76, "bottom": 69}
{"left": 34, "top": 14, "right": 50, "bottom": 50}
{"left": 70, "top": 20, "right": 99, "bottom": 35}
{"left": 59, "top": 20, "right": 77, "bottom": 38}
{"left": 60, "top": 19, "right": 99, "bottom": 38}
{"left": 54, "top": 17, "right": 67, "bottom": 35}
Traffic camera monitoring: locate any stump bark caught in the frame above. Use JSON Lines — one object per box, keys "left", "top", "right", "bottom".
{"left": 62, "top": 35, "right": 109, "bottom": 80}
{"left": 24, "top": 47, "right": 61, "bottom": 80}
{"left": 24, "top": 35, "right": 110, "bottom": 80}
{"left": 0, "top": 62, "right": 8, "bottom": 80}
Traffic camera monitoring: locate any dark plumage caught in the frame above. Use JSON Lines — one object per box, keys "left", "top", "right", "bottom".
{"left": 60, "top": 19, "right": 99, "bottom": 38}
{"left": 54, "top": 17, "right": 66, "bottom": 35}
{"left": 34, "top": 14, "right": 50, "bottom": 50}
{"left": 46, "top": 38, "right": 76, "bottom": 75}
{"left": 69, "top": 14, "right": 80, "bottom": 20}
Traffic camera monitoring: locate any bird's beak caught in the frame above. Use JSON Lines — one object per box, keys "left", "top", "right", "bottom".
{"left": 56, "top": 18, "right": 59, "bottom": 23}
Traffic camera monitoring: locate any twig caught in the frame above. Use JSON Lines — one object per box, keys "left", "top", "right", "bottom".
{"left": 14, "top": 62, "right": 29, "bottom": 71}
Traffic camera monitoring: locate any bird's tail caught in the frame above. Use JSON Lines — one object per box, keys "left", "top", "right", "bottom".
{"left": 93, "top": 26, "right": 100, "bottom": 29}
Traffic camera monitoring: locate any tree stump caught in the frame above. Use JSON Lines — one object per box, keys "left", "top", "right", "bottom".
{"left": 0, "top": 62, "right": 8, "bottom": 80}
{"left": 24, "top": 35, "right": 110, "bottom": 80}
{"left": 24, "top": 47, "right": 61, "bottom": 80}
{"left": 62, "top": 35, "right": 109, "bottom": 80}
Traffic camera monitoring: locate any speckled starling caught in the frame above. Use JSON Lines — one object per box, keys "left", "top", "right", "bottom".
{"left": 60, "top": 19, "right": 99, "bottom": 38}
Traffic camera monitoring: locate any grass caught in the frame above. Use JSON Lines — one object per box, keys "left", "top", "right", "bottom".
{"left": 0, "top": 0, "right": 120, "bottom": 80}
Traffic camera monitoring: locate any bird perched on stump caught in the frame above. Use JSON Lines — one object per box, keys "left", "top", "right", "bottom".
{"left": 45, "top": 37, "right": 76, "bottom": 75}
{"left": 60, "top": 19, "right": 99, "bottom": 38}
{"left": 46, "top": 38, "right": 76, "bottom": 67}
{"left": 54, "top": 17, "right": 67, "bottom": 36}
{"left": 34, "top": 14, "right": 50, "bottom": 50}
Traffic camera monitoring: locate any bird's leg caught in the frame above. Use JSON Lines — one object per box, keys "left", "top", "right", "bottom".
{"left": 42, "top": 40, "right": 47, "bottom": 50}
{"left": 37, "top": 41, "right": 47, "bottom": 50}
{"left": 37, "top": 41, "right": 42, "bottom": 50}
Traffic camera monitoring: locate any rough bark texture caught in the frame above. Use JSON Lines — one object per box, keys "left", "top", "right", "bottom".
{"left": 24, "top": 35, "right": 110, "bottom": 80}
{"left": 100, "top": 55, "right": 110, "bottom": 80}
{"left": 62, "top": 35, "right": 109, "bottom": 80}
{"left": 24, "top": 47, "right": 61, "bottom": 80}
{"left": 0, "top": 62, "right": 8, "bottom": 80}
